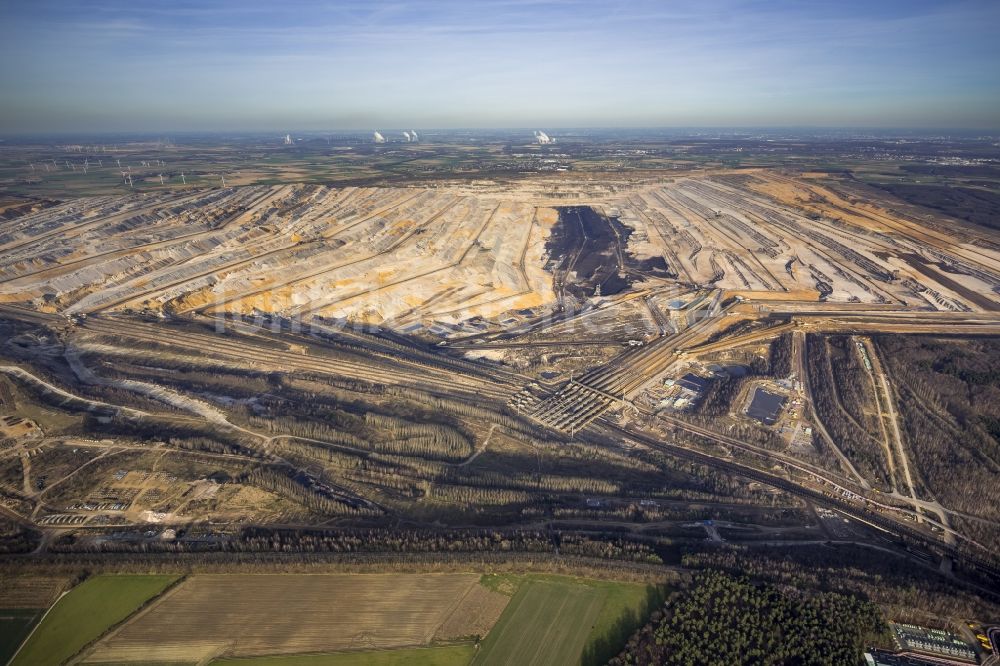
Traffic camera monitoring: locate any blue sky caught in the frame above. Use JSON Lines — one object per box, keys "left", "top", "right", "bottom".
{"left": 1, "top": 0, "right": 998, "bottom": 132}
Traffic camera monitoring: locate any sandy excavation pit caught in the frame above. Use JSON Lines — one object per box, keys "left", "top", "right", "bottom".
{"left": 2, "top": 172, "right": 999, "bottom": 336}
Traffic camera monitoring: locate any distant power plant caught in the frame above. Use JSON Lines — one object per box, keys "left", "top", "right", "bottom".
{"left": 373, "top": 131, "right": 386, "bottom": 144}
{"left": 534, "top": 131, "right": 554, "bottom": 145}
{"left": 284, "top": 134, "right": 293, "bottom": 145}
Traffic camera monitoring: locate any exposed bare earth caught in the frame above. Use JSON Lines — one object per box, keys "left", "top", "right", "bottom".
{"left": 433, "top": 581, "right": 512, "bottom": 641}
{"left": 83, "top": 573, "right": 480, "bottom": 662}
{"left": 2, "top": 168, "right": 999, "bottom": 580}
{"left": 0, "top": 576, "right": 69, "bottom": 608}
{"left": 3, "top": 172, "right": 997, "bottom": 339}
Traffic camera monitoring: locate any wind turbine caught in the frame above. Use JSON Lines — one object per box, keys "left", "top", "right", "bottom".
{"left": 180, "top": 172, "right": 186, "bottom": 185}
{"left": 116, "top": 158, "right": 121, "bottom": 168}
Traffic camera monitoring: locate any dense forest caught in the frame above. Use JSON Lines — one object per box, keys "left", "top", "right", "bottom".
{"left": 874, "top": 335, "right": 1000, "bottom": 551}
{"left": 681, "top": 544, "right": 1000, "bottom": 622}
{"left": 610, "top": 570, "right": 889, "bottom": 665}
{"left": 805, "top": 335, "right": 891, "bottom": 487}
{"left": 48, "top": 524, "right": 664, "bottom": 565}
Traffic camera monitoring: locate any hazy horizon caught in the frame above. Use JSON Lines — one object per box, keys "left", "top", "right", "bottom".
{"left": 2, "top": 0, "right": 999, "bottom": 133}
{"left": 4, "top": 126, "right": 1000, "bottom": 142}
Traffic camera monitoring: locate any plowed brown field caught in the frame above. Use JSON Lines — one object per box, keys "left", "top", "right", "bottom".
{"left": 83, "top": 573, "right": 478, "bottom": 663}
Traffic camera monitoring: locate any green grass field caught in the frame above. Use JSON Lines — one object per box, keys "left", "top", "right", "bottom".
{"left": 472, "top": 575, "right": 663, "bottom": 666}
{"left": 10, "top": 574, "right": 178, "bottom": 666}
{"left": 582, "top": 578, "right": 664, "bottom": 665}
{"left": 211, "top": 645, "right": 475, "bottom": 666}
{"left": 7, "top": 572, "right": 658, "bottom": 666}
{"left": 0, "top": 609, "right": 43, "bottom": 665}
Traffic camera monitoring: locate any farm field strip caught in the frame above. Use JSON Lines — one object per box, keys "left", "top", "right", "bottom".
{"left": 84, "top": 573, "right": 480, "bottom": 663}
{"left": 10, "top": 574, "right": 178, "bottom": 666}
{"left": 209, "top": 645, "right": 477, "bottom": 666}
{"left": 472, "top": 579, "right": 607, "bottom": 666}
{"left": 0, "top": 575, "right": 70, "bottom": 608}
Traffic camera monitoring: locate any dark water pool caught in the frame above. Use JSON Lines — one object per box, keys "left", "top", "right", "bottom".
{"left": 747, "top": 388, "right": 786, "bottom": 425}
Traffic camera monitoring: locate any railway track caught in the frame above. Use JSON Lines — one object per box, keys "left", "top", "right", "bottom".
{"left": 75, "top": 316, "right": 513, "bottom": 402}
{"left": 4, "top": 299, "right": 999, "bottom": 584}
{"left": 683, "top": 321, "right": 796, "bottom": 356}
{"left": 221, "top": 315, "right": 530, "bottom": 387}
{"left": 0, "top": 303, "right": 520, "bottom": 403}
{"left": 0, "top": 304, "right": 64, "bottom": 327}
{"left": 524, "top": 296, "right": 731, "bottom": 433}
{"left": 445, "top": 339, "right": 625, "bottom": 349}
{"left": 588, "top": 420, "right": 1000, "bottom": 589}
